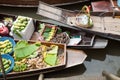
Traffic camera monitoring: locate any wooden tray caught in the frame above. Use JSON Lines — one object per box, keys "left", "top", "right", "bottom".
{"left": 40, "top": 24, "right": 57, "bottom": 41}
{"left": 31, "top": 21, "right": 95, "bottom": 48}
{"left": 0, "top": 40, "right": 67, "bottom": 79}
{"left": 0, "top": 48, "right": 87, "bottom": 79}
{"left": 37, "top": 1, "right": 120, "bottom": 41}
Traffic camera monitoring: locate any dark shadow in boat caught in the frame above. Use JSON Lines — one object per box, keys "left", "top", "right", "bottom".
{"left": 44, "top": 64, "right": 86, "bottom": 78}
{"left": 84, "top": 39, "right": 120, "bottom": 62}
{"left": 84, "top": 49, "right": 107, "bottom": 61}
{"left": 5, "top": 64, "right": 86, "bottom": 79}
{"left": 105, "top": 40, "right": 120, "bottom": 56}
{"left": 6, "top": 75, "right": 39, "bottom": 80}
{"left": 57, "top": 1, "right": 90, "bottom": 11}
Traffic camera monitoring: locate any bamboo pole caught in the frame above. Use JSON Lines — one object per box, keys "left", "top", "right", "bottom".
{"left": 0, "top": 53, "right": 7, "bottom": 80}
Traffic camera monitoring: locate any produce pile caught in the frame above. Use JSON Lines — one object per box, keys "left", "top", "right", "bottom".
{"left": 13, "top": 16, "right": 29, "bottom": 32}
{"left": 0, "top": 40, "right": 12, "bottom": 54}
{"left": 0, "top": 17, "right": 13, "bottom": 36}
{"left": 51, "top": 32, "right": 70, "bottom": 44}
{"left": 12, "top": 40, "right": 63, "bottom": 72}
{"left": 11, "top": 16, "right": 30, "bottom": 38}
{"left": 0, "top": 58, "right": 11, "bottom": 72}
{"left": 0, "top": 39, "right": 64, "bottom": 74}
{"left": 38, "top": 23, "right": 83, "bottom": 45}
{"left": 0, "top": 15, "right": 66, "bottom": 74}
{"left": 38, "top": 23, "right": 71, "bottom": 44}
{"left": 38, "top": 24, "right": 57, "bottom": 41}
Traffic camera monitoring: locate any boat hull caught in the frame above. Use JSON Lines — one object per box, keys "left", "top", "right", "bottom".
{"left": 0, "top": 12, "right": 108, "bottom": 79}
{"left": 37, "top": 1, "right": 120, "bottom": 41}
{"left": 0, "top": 0, "right": 89, "bottom": 7}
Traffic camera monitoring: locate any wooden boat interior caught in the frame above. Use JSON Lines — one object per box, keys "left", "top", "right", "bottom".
{"left": 0, "top": 40, "right": 67, "bottom": 79}
{"left": 0, "top": 48, "right": 87, "bottom": 79}
{"left": 0, "top": 13, "right": 108, "bottom": 49}
{"left": 0, "top": 1, "right": 112, "bottom": 79}
{"left": 37, "top": 1, "right": 120, "bottom": 41}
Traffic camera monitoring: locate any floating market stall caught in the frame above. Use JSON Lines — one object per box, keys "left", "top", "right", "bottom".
{"left": 0, "top": 13, "right": 108, "bottom": 49}
{"left": 0, "top": 0, "right": 112, "bottom": 78}
{"left": 37, "top": 1, "right": 120, "bottom": 41}
{"left": 0, "top": 12, "right": 107, "bottom": 79}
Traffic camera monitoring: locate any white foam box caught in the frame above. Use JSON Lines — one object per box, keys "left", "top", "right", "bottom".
{"left": 10, "top": 16, "right": 35, "bottom": 40}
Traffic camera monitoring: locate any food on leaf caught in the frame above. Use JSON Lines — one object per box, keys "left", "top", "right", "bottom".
{"left": 39, "top": 24, "right": 56, "bottom": 41}
{"left": 44, "top": 45, "right": 58, "bottom": 66}
{"left": 38, "top": 23, "right": 45, "bottom": 33}
{"left": 1, "top": 40, "right": 64, "bottom": 73}
{"left": 14, "top": 41, "right": 40, "bottom": 60}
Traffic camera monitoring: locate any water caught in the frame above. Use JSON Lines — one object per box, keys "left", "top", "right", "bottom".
{"left": 117, "top": 0, "right": 120, "bottom": 7}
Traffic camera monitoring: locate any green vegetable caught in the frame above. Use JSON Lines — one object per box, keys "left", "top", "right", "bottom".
{"left": 3, "top": 60, "right": 9, "bottom": 65}
{"left": 0, "top": 40, "right": 12, "bottom": 54}
{"left": 44, "top": 27, "right": 51, "bottom": 32}
{"left": 38, "top": 23, "right": 45, "bottom": 32}
{"left": 0, "top": 58, "right": 11, "bottom": 72}
{"left": 4, "top": 64, "right": 9, "bottom": 69}
{"left": 44, "top": 45, "right": 58, "bottom": 66}
{"left": 13, "top": 63, "right": 27, "bottom": 72}
{"left": 44, "top": 54, "right": 57, "bottom": 66}
{"left": 57, "top": 28, "right": 62, "bottom": 34}
{"left": 27, "top": 52, "right": 38, "bottom": 58}
{"left": 43, "top": 33, "right": 49, "bottom": 39}
{"left": 14, "top": 41, "right": 40, "bottom": 60}
{"left": 14, "top": 40, "right": 28, "bottom": 50}
{"left": 13, "top": 29, "right": 22, "bottom": 38}
{"left": 42, "top": 26, "right": 56, "bottom": 41}
{"left": 47, "top": 46, "right": 58, "bottom": 54}
{"left": 13, "top": 16, "right": 29, "bottom": 38}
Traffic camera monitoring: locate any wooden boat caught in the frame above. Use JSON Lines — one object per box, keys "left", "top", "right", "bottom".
{"left": 0, "top": 0, "right": 90, "bottom": 7}
{"left": 37, "top": 1, "right": 120, "bottom": 41}
{"left": 91, "top": 0, "right": 120, "bottom": 13}
{"left": 0, "top": 13, "right": 108, "bottom": 49}
{"left": 0, "top": 40, "right": 67, "bottom": 79}
{"left": 0, "top": 12, "right": 107, "bottom": 79}
{"left": 0, "top": 48, "right": 87, "bottom": 79}
{"left": 59, "top": 0, "right": 120, "bottom": 15}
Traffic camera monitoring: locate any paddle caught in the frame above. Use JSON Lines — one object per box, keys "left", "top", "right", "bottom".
{"left": 0, "top": 53, "right": 7, "bottom": 80}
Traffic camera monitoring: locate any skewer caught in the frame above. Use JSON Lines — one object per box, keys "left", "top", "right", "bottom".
{"left": 0, "top": 53, "right": 7, "bottom": 80}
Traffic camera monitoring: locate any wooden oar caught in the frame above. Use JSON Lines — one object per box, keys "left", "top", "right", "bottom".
{"left": 102, "top": 71, "right": 120, "bottom": 80}
{"left": 0, "top": 53, "right": 7, "bottom": 80}
{"left": 38, "top": 74, "right": 44, "bottom": 80}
